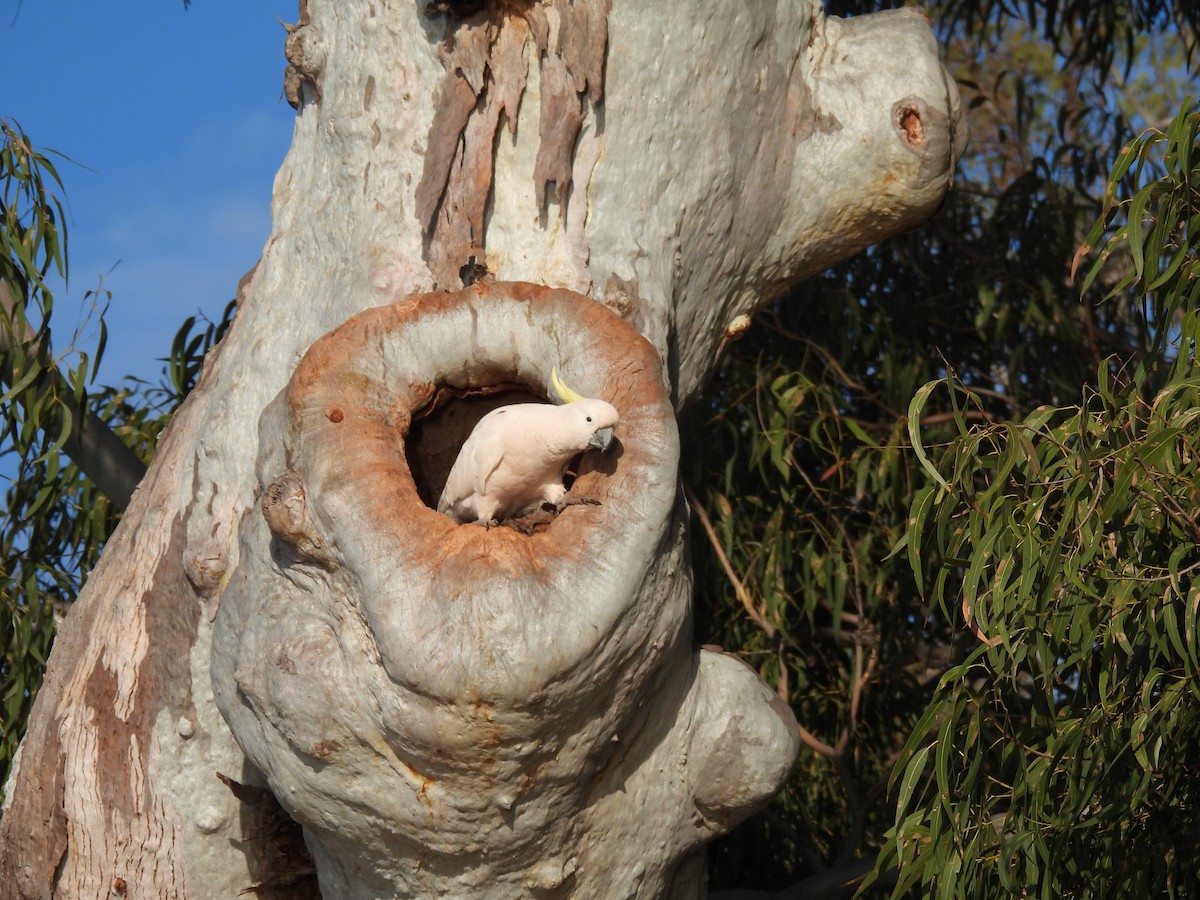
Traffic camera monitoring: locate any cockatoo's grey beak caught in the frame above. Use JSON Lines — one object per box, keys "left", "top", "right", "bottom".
{"left": 590, "top": 427, "right": 614, "bottom": 452}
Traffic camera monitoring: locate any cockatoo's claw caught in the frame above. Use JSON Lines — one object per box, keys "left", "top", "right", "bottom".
{"left": 490, "top": 495, "right": 602, "bottom": 534}
{"left": 555, "top": 495, "right": 602, "bottom": 512}
{"left": 499, "top": 505, "right": 557, "bottom": 533}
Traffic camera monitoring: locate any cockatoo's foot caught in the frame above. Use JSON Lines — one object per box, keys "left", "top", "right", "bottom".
{"left": 554, "top": 495, "right": 601, "bottom": 512}
{"left": 501, "top": 506, "right": 556, "bottom": 534}
{"left": 494, "top": 495, "right": 602, "bottom": 534}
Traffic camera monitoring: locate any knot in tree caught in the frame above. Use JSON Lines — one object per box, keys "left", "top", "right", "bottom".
{"left": 212, "top": 283, "right": 800, "bottom": 897}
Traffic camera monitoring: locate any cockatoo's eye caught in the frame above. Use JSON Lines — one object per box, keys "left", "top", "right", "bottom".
{"left": 586, "top": 416, "right": 593, "bottom": 423}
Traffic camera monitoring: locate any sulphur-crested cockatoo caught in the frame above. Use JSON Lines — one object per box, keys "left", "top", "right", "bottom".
{"left": 437, "top": 369, "right": 619, "bottom": 525}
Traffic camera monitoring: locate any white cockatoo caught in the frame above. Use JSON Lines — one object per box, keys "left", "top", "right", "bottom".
{"left": 437, "top": 369, "right": 619, "bottom": 525}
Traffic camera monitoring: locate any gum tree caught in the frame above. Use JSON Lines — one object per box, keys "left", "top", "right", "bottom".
{"left": 0, "top": 1, "right": 960, "bottom": 895}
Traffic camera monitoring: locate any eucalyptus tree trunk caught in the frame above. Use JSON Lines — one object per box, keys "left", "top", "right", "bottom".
{"left": 0, "top": 1, "right": 962, "bottom": 896}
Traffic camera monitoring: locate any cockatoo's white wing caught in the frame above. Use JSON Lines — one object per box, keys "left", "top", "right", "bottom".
{"left": 437, "top": 406, "right": 511, "bottom": 522}
{"left": 463, "top": 408, "right": 511, "bottom": 497}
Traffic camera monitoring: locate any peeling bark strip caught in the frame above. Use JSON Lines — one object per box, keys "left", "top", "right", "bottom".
{"left": 529, "top": 0, "right": 607, "bottom": 206}
{"left": 418, "top": 0, "right": 611, "bottom": 288}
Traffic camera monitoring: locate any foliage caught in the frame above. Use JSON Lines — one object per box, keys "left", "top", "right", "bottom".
{"left": 878, "top": 100, "right": 1200, "bottom": 898}
{"left": 0, "top": 118, "right": 101, "bottom": 791}
{"left": 827, "top": 0, "right": 1198, "bottom": 83}
{"left": 687, "top": 2, "right": 1200, "bottom": 895}
{"left": 0, "top": 120, "right": 233, "bottom": 798}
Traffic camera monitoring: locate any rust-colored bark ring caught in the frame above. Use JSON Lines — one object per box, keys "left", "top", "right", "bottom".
{"left": 276, "top": 281, "right": 680, "bottom": 701}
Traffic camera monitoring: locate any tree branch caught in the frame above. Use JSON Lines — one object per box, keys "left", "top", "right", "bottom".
{"left": 684, "top": 482, "right": 856, "bottom": 761}
{"left": 684, "top": 482, "right": 776, "bottom": 639}
{"left": 0, "top": 282, "right": 146, "bottom": 510}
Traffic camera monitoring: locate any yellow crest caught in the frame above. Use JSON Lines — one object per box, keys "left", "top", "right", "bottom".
{"left": 550, "top": 367, "right": 587, "bottom": 404}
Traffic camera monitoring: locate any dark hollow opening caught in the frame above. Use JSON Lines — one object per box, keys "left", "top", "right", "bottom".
{"left": 406, "top": 381, "right": 547, "bottom": 510}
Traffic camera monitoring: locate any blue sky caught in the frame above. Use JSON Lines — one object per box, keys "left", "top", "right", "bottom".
{"left": 4, "top": 0, "right": 296, "bottom": 384}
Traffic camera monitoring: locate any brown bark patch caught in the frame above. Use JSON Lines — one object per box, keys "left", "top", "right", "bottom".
{"left": 418, "top": 1, "right": 611, "bottom": 288}
{"left": 414, "top": 74, "right": 480, "bottom": 234}
{"left": 0, "top": 516, "right": 201, "bottom": 897}
{"left": 0, "top": 681, "right": 68, "bottom": 897}
{"left": 532, "top": 51, "right": 586, "bottom": 208}
{"left": 898, "top": 105, "right": 924, "bottom": 146}
{"left": 892, "top": 95, "right": 962, "bottom": 188}
{"left": 601, "top": 273, "right": 639, "bottom": 322}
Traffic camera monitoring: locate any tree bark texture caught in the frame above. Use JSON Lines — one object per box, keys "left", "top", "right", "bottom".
{"left": 0, "top": 1, "right": 962, "bottom": 896}
{"left": 212, "top": 284, "right": 799, "bottom": 897}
